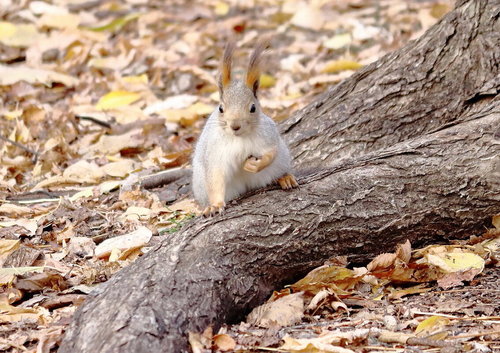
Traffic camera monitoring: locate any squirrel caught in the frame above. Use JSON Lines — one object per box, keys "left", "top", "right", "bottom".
{"left": 192, "top": 41, "right": 298, "bottom": 216}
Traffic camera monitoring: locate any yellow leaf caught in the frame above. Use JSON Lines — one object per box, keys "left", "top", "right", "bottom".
{"left": 69, "top": 188, "right": 93, "bottom": 201}
{"left": 0, "top": 296, "right": 45, "bottom": 323}
{"left": 426, "top": 252, "right": 485, "bottom": 273}
{"left": 96, "top": 91, "right": 141, "bottom": 110}
{"left": 430, "top": 3, "right": 451, "bottom": 19}
{"left": 123, "top": 74, "right": 149, "bottom": 85}
{"left": 38, "top": 13, "right": 81, "bottom": 29}
{"left": 260, "top": 74, "right": 276, "bottom": 88}
{"left": 87, "top": 13, "right": 140, "bottom": 32}
{"left": 0, "top": 267, "right": 44, "bottom": 285}
{"left": 415, "top": 316, "right": 450, "bottom": 335}
{"left": 187, "top": 102, "right": 214, "bottom": 116}
{"left": 0, "top": 22, "right": 42, "bottom": 47}
{"left": 322, "top": 60, "right": 363, "bottom": 74}
{"left": 1, "top": 109, "right": 23, "bottom": 120}
{"left": 492, "top": 214, "right": 500, "bottom": 230}
{"left": 214, "top": 2, "right": 230, "bottom": 16}
{"left": 100, "top": 180, "right": 122, "bottom": 194}
{"left": 0, "top": 240, "right": 20, "bottom": 261}
{"left": 323, "top": 33, "right": 352, "bottom": 49}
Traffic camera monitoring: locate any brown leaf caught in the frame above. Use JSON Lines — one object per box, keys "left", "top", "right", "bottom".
{"left": 40, "top": 294, "right": 86, "bottom": 310}
{"left": 292, "top": 265, "right": 361, "bottom": 295}
{"left": 213, "top": 334, "right": 236, "bottom": 351}
{"left": 395, "top": 239, "right": 411, "bottom": 264}
{"left": 367, "top": 253, "right": 397, "bottom": 272}
{"left": 437, "top": 268, "right": 482, "bottom": 289}
{"left": 247, "top": 292, "right": 304, "bottom": 328}
{"left": 16, "top": 271, "right": 68, "bottom": 292}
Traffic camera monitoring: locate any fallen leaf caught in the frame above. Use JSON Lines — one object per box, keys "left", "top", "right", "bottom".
{"left": 430, "top": 3, "right": 451, "bottom": 19}
{"left": 492, "top": 214, "right": 500, "bottom": 229}
{"left": 415, "top": 315, "right": 450, "bottom": 335}
{"left": 323, "top": 33, "right": 352, "bottom": 49}
{"left": 0, "top": 220, "right": 38, "bottom": 235}
{"left": 0, "top": 266, "right": 44, "bottom": 286}
{"left": 426, "top": 252, "right": 485, "bottom": 273}
{"left": 16, "top": 271, "right": 68, "bottom": 292}
{"left": 322, "top": 60, "right": 363, "bottom": 74}
{"left": 289, "top": 5, "right": 324, "bottom": 31}
{"left": 67, "top": 237, "right": 96, "bottom": 257}
{"left": 96, "top": 91, "right": 141, "bottom": 110}
{"left": 0, "top": 203, "right": 32, "bottom": 217}
{"left": 101, "top": 160, "right": 137, "bottom": 178}
{"left": 94, "top": 226, "right": 153, "bottom": 259}
{"left": 0, "top": 22, "right": 43, "bottom": 47}
{"left": 169, "top": 198, "right": 198, "bottom": 214}
{"left": 367, "top": 253, "right": 397, "bottom": 272}
{"left": 85, "top": 129, "right": 145, "bottom": 156}
{"left": 279, "top": 329, "right": 371, "bottom": 353}
{"left": 0, "top": 64, "right": 78, "bottom": 86}
{"left": 0, "top": 239, "right": 21, "bottom": 263}
{"left": 63, "top": 160, "right": 106, "bottom": 183}
{"left": 144, "top": 94, "right": 199, "bottom": 114}
{"left": 260, "top": 74, "right": 276, "bottom": 88}
{"left": 87, "top": 13, "right": 140, "bottom": 32}
{"left": 213, "top": 334, "right": 236, "bottom": 351}
{"left": 38, "top": 13, "right": 81, "bottom": 29}
{"left": 437, "top": 268, "right": 482, "bottom": 289}
{"left": 214, "top": 1, "right": 230, "bottom": 16}
{"left": 247, "top": 292, "right": 304, "bottom": 328}
{"left": 0, "top": 296, "right": 45, "bottom": 324}
{"left": 292, "top": 265, "right": 361, "bottom": 295}
{"left": 396, "top": 239, "right": 411, "bottom": 263}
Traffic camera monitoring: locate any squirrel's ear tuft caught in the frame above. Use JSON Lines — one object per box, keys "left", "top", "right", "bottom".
{"left": 218, "top": 41, "right": 235, "bottom": 98}
{"left": 245, "top": 39, "right": 269, "bottom": 97}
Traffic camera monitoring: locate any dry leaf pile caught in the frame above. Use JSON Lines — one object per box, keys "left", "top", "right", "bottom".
{"left": 0, "top": 0, "right": 457, "bottom": 351}
{"left": 191, "top": 217, "right": 500, "bottom": 352}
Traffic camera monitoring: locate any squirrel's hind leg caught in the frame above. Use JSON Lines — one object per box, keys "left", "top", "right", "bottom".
{"left": 277, "top": 174, "right": 299, "bottom": 190}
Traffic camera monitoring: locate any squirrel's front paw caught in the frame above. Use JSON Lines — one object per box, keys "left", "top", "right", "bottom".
{"left": 203, "top": 202, "right": 226, "bottom": 217}
{"left": 243, "top": 156, "right": 262, "bottom": 173}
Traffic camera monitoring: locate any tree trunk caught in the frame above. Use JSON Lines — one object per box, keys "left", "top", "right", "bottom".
{"left": 59, "top": 1, "right": 500, "bottom": 352}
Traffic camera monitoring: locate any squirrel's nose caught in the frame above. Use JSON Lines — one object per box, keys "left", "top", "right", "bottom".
{"left": 231, "top": 124, "right": 241, "bottom": 131}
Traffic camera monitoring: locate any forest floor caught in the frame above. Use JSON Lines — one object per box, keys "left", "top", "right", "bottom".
{"left": 0, "top": 0, "right": 498, "bottom": 352}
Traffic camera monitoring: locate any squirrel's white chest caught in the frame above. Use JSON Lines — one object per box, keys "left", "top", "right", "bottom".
{"left": 214, "top": 134, "right": 262, "bottom": 172}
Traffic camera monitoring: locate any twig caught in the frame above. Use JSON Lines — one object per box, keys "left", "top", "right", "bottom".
{"left": 406, "top": 337, "right": 449, "bottom": 347}
{"left": 434, "top": 288, "right": 500, "bottom": 294}
{"left": 450, "top": 330, "right": 500, "bottom": 339}
{"left": 75, "top": 115, "right": 112, "bottom": 129}
{"left": 411, "top": 311, "right": 459, "bottom": 318}
{"left": 0, "top": 134, "right": 39, "bottom": 163}
{"left": 413, "top": 311, "right": 500, "bottom": 322}
{"left": 140, "top": 167, "right": 190, "bottom": 189}
{"left": 362, "top": 347, "right": 406, "bottom": 352}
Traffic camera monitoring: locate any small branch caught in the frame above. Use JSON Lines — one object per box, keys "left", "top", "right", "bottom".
{"left": 75, "top": 115, "right": 112, "bottom": 129}
{"left": 140, "top": 167, "right": 190, "bottom": 189}
{"left": 451, "top": 330, "right": 500, "bottom": 339}
{"left": 0, "top": 134, "right": 39, "bottom": 163}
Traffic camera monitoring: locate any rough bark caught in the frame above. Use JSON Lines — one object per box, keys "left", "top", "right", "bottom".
{"left": 283, "top": 0, "right": 499, "bottom": 167}
{"left": 59, "top": 1, "right": 500, "bottom": 352}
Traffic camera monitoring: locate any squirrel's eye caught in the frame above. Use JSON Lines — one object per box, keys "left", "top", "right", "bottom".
{"left": 218, "top": 105, "right": 224, "bottom": 113}
{"left": 250, "top": 103, "right": 256, "bottom": 113}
